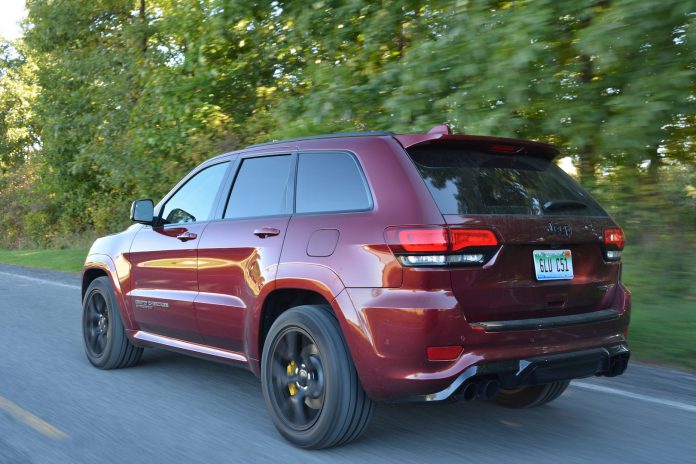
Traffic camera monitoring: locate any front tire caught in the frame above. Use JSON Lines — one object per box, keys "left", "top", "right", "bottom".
{"left": 492, "top": 380, "right": 570, "bottom": 408}
{"left": 261, "top": 305, "right": 374, "bottom": 449}
{"left": 82, "top": 276, "right": 143, "bottom": 369}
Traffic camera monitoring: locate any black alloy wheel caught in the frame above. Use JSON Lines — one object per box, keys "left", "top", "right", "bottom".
{"left": 82, "top": 276, "right": 143, "bottom": 369}
{"left": 84, "top": 291, "right": 110, "bottom": 357}
{"left": 268, "top": 328, "right": 325, "bottom": 429}
{"left": 261, "top": 305, "right": 374, "bottom": 449}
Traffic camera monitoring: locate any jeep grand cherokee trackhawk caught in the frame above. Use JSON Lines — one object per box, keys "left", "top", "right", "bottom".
{"left": 82, "top": 124, "right": 630, "bottom": 448}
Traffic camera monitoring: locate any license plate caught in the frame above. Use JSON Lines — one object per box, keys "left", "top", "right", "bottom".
{"left": 533, "top": 249, "right": 574, "bottom": 280}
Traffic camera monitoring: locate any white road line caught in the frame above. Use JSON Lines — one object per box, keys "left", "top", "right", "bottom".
{"left": 0, "top": 271, "right": 80, "bottom": 290}
{"left": 573, "top": 381, "right": 696, "bottom": 413}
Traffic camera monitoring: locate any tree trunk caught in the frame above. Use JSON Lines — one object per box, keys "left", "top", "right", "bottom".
{"left": 578, "top": 146, "right": 598, "bottom": 191}
{"left": 139, "top": 0, "right": 147, "bottom": 54}
{"left": 645, "top": 144, "right": 661, "bottom": 183}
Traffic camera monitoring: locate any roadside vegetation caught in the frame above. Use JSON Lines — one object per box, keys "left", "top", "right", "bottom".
{"left": 0, "top": 247, "right": 89, "bottom": 273}
{"left": 621, "top": 247, "right": 696, "bottom": 370}
{"left": 0, "top": 1, "right": 693, "bottom": 368}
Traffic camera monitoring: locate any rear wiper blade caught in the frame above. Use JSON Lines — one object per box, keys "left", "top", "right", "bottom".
{"left": 542, "top": 200, "right": 588, "bottom": 212}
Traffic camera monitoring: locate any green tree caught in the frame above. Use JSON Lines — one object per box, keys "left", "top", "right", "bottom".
{"left": 0, "top": 0, "right": 692, "bottom": 249}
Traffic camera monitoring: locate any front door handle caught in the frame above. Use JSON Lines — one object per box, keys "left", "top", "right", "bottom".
{"left": 253, "top": 227, "right": 281, "bottom": 239}
{"left": 176, "top": 231, "right": 198, "bottom": 242}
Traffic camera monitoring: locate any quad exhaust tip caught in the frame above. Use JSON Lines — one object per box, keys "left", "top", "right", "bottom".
{"left": 477, "top": 378, "right": 501, "bottom": 400}
{"left": 459, "top": 382, "right": 478, "bottom": 401}
{"left": 604, "top": 354, "right": 630, "bottom": 377}
{"left": 449, "top": 350, "right": 629, "bottom": 402}
{"left": 454, "top": 378, "right": 501, "bottom": 402}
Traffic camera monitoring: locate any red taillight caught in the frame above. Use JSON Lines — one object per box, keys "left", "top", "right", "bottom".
{"left": 427, "top": 346, "right": 463, "bottom": 361}
{"left": 450, "top": 229, "right": 498, "bottom": 251}
{"left": 603, "top": 228, "right": 625, "bottom": 261}
{"left": 385, "top": 226, "right": 499, "bottom": 267}
{"left": 604, "top": 228, "right": 625, "bottom": 250}
{"left": 384, "top": 227, "right": 448, "bottom": 253}
{"left": 385, "top": 227, "right": 498, "bottom": 253}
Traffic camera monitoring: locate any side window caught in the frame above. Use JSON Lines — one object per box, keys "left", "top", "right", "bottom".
{"left": 296, "top": 152, "right": 371, "bottom": 214}
{"left": 225, "top": 155, "right": 292, "bottom": 219}
{"left": 161, "top": 162, "right": 229, "bottom": 225}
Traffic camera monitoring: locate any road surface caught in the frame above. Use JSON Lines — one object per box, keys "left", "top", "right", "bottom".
{"left": 0, "top": 263, "right": 694, "bottom": 463}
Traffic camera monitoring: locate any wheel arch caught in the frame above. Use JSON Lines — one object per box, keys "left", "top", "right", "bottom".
{"left": 256, "top": 288, "right": 333, "bottom": 363}
{"left": 83, "top": 254, "right": 135, "bottom": 330}
{"left": 82, "top": 267, "right": 108, "bottom": 299}
{"left": 248, "top": 263, "right": 368, "bottom": 378}
{"left": 250, "top": 280, "right": 376, "bottom": 402}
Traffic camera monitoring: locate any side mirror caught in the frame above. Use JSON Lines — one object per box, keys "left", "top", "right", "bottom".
{"left": 130, "top": 199, "right": 155, "bottom": 225}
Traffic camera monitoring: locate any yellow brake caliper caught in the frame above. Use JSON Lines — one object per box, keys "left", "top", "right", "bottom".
{"left": 287, "top": 360, "right": 298, "bottom": 396}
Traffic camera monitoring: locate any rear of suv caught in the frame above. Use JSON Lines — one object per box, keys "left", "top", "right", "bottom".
{"left": 82, "top": 124, "right": 630, "bottom": 449}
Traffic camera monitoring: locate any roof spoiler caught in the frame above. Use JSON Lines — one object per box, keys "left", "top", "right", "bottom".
{"left": 393, "top": 124, "right": 559, "bottom": 160}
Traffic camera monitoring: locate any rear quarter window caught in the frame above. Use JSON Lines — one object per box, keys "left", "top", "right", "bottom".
{"left": 295, "top": 152, "right": 372, "bottom": 214}
{"left": 407, "top": 145, "right": 607, "bottom": 217}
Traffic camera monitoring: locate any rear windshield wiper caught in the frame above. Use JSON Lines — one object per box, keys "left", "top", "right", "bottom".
{"left": 542, "top": 200, "right": 588, "bottom": 212}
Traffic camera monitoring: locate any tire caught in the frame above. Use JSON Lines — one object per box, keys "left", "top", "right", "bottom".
{"left": 261, "top": 305, "right": 374, "bottom": 449}
{"left": 82, "top": 276, "right": 143, "bottom": 369}
{"left": 492, "top": 380, "right": 570, "bottom": 408}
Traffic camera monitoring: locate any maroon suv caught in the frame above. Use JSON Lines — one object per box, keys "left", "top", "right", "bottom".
{"left": 82, "top": 124, "right": 630, "bottom": 448}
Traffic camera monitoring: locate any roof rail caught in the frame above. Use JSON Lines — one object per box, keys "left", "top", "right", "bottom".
{"left": 247, "top": 131, "right": 393, "bottom": 149}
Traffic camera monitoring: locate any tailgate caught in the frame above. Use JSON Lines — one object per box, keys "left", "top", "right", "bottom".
{"left": 444, "top": 215, "right": 620, "bottom": 322}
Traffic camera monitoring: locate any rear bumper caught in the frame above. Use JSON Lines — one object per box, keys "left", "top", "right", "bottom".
{"left": 408, "top": 343, "right": 630, "bottom": 402}
{"left": 335, "top": 283, "right": 631, "bottom": 401}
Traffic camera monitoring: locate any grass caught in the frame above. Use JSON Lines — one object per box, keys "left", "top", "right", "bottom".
{"left": 620, "top": 244, "right": 696, "bottom": 371}
{"left": 0, "top": 247, "right": 89, "bottom": 273}
{"left": 0, "top": 243, "right": 693, "bottom": 370}
{"left": 628, "top": 299, "right": 696, "bottom": 371}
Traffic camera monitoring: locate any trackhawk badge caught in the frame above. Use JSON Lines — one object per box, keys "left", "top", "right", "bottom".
{"left": 546, "top": 223, "right": 572, "bottom": 238}
{"left": 134, "top": 299, "right": 169, "bottom": 309}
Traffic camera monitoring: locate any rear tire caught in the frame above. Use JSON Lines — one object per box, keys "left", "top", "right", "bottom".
{"left": 82, "top": 276, "right": 143, "bottom": 369}
{"left": 492, "top": 380, "right": 570, "bottom": 408}
{"left": 261, "top": 305, "right": 374, "bottom": 449}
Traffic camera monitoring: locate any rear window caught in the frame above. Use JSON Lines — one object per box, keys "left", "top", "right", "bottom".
{"left": 407, "top": 146, "right": 607, "bottom": 217}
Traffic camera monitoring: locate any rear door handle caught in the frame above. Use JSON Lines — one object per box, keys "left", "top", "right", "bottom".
{"left": 253, "top": 227, "right": 281, "bottom": 239}
{"left": 176, "top": 231, "right": 198, "bottom": 242}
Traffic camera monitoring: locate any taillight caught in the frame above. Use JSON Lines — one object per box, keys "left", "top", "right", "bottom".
{"left": 385, "top": 227, "right": 448, "bottom": 253}
{"left": 603, "top": 228, "right": 625, "bottom": 261}
{"left": 450, "top": 229, "right": 498, "bottom": 250}
{"left": 385, "top": 226, "right": 499, "bottom": 267}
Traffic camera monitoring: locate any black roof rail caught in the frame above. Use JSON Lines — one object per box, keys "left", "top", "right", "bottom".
{"left": 246, "top": 131, "right": 393, "bottom": 149}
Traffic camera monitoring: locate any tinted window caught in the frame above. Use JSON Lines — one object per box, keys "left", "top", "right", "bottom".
{"left": 225, "top": 155, "right": 292, "bottom": 218}
{"left": 296, "top": 152, "right": 371, "bottom": 214}
{"left": 161, "top": 162, "right": 229, "bottom": 225}
{"left": 408, "top": 146, "right": 607, "bottom": 217}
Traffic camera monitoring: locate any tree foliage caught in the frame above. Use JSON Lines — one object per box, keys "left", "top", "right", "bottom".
{"left": 0, "top": 0, "right": 694, "bottom": 247}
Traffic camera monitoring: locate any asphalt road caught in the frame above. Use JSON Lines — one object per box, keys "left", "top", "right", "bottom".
{"left": 1, "top": 263, "right": 695, "bottom": 464}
